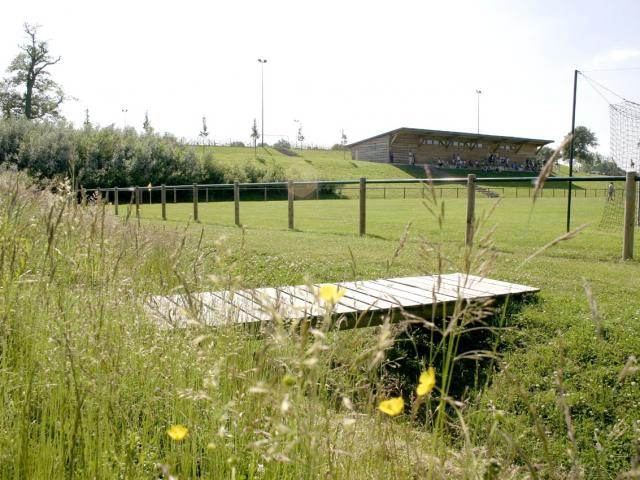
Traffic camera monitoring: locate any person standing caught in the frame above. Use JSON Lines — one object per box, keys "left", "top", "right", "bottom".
{"left": 607, "top": 182, "right": 615, "bottom": 201}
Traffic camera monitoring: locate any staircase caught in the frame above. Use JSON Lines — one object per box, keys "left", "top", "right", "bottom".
{"left": 425, "top": 166, "right": 501, "bottom": 198}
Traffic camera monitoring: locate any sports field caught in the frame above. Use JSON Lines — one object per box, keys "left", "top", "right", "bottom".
{"left": 133, "top": 194, "right": 636, "bottom": 262}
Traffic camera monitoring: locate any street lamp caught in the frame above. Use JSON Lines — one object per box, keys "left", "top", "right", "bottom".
{"left": 293, "top": 119, "right": 300, "bottom": 149}
{"left": 475, "top": 89, "right": 481, "bottom": 134}
{"left": 121, "top": 108, "right": 128, "bottom": 129}
{"left": 258, "top": 59, "right": 267, "bottom": 146}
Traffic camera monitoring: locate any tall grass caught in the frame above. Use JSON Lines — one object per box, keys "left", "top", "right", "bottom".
{"left": 0, "top": 170, "right": 637, "bottom": 479}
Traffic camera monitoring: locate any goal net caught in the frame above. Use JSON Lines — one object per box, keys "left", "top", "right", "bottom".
{"left": 610, "top": 100, "right": 640, "bottom": 172}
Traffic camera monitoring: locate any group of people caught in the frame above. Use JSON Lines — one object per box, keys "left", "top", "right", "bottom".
{"left": 433, "top": 153, "right": 546, "bottom": 172}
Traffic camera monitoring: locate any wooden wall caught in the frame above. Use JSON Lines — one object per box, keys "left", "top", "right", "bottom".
{"left": 350, "top": 135, "right": 389, "bottom": 163}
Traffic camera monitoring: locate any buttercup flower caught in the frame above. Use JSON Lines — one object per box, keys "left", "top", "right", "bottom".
{"left": 378, "top": 396, "right": 404, "bottom": 416}
{"left": 167, "top": 424, "right": 188, "bottom": 441}
{"left": 417, "top": 367, "right": 436, "bottom": 397}
{"left": 318, "top": 285, "right": 346, "bottom": 304}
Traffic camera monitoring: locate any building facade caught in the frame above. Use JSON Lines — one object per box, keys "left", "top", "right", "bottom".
{"left": 348, "top": 128, "right": 553, "bottom": 168}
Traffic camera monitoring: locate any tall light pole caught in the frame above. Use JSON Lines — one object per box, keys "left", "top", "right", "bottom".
{"left": 258, "top": 59, "right": 267, "bottom": 146}
{"left": 293, "top": 119, "right": 300, "bottom": 149}
{"left": 121, "top": 108, "right": 128, "bottom": 129}
{"left": 475, "top": 89, "right": 481, "bottom": 134}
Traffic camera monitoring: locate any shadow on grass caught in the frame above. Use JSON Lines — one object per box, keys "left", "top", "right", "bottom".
{"left": 385, "top": 293, "right": 540, "bottom": 402}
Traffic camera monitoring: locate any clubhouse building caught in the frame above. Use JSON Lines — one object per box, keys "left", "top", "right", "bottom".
{"left": 348, "top": 128, "right": 553, "bottom": 171}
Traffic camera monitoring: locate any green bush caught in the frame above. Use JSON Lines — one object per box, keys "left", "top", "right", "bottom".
{"left": 0, "top": 118, "right": 285, "bottom": 189}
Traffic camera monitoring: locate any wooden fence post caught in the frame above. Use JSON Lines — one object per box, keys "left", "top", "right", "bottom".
{"left": 174, "top": 188, "right": 177, "bottom": 204}
{"left": 288, "top": 180, "right": 294, "bottom": 230}
{"left": 114, "top": 187, "right": 119, "bottom": 215}
{"left": 234, "top": 181, "right": 240, "bottom": 226}
{"left": 466, "top": 174, "right": 476, "bottom": 247}
{"left": 161, "top": 184, "right": 167, "bottom": 221}
{"left": 637, "top": 183, "right": 640, "bottom": 226}
{"left": 206, "top": 188, "right": 209, "bottom": 203}
{"left": 193, "top": 183, "right": 199, "bottom": 222}
{"left": 623, "top": 171, "right": 636, "bottom": 259}
{"left": 359, "top": 177, "right": 366, "bottom": 236}
{"left": 135, "top": 187, "right": 140, "bottom": 218}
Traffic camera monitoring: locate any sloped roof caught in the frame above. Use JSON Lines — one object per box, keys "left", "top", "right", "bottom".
{"left": 347, "top": 127, "right": 553, "bottom": 148}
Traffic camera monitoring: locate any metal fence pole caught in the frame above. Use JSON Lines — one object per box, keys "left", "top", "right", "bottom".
{"left": 114, "top": 186, "right": 119, "bottom": 215}
{"left": 161, "top": 184, "right": 167, "bottom": 221}
{"left": 288, "top": 180, "right": 294, "bottom": 230}
{"left": 174, "top": 188, "right": 177, "bottom": 203}
{"left": 623, "top": 172, "right": 636, "bottom": 259}
{"left": 234, "top": 181, "right": 240, "bottom": 226}
{"left": 466, "top": 174, "right": 476, "bottom": 247}
{"left": 359, "top": 177, "right": 366, "bottom": 236}
{"left": 135, "top": 187, "right": 140, "bottom": 218}
{"left": 193, "top": 183, "right": 199, "bottom": 222}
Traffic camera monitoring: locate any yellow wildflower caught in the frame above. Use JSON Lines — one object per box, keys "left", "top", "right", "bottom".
{"left": 378, "top": 396, "right": 404, "bottom": 416}
{"left": 417, "top": 367, "right": 436, "bottom": 397}
{"left": 167, "top": 424, "right": 188, "bottom": 441}
{"left": 281, "top": 374, "right": 296, "bottom": 387}
{"left": 318, "top": 285, "right": 346, "bottom": 304}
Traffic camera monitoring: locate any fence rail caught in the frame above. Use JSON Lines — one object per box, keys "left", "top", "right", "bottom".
{"left": 83, "top": 174, "right": 639, "bottom": 259}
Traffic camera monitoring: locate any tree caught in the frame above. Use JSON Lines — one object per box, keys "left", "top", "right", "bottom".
{"left": 563, "top": 126, "right": 598, "bottom": 166}
{"left": 199, "top": 116, "right": 209, "bottom": 156}
{"left": 250, "top": 118, "right": 259, "bottom": 156}
{"left": 536, "top": 145, "right": 554, "bottom": 162}
{"left": 0, "top": 23, "right": 66, "bottom": 120}
{"left": 143, "top": 111, "right": 153, "bottom": 135}
{"left": 83, "top": 108, "right": 91, "bottom": 130}
{"left": 297, "top": 125, "right": 304, "bottom": 149}
{"left": 341, "top": 129, "right": 348, "bottom": 159}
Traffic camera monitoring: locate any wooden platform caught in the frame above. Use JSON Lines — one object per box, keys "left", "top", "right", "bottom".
{"left": 147, "top": 273, "right": 539, "bottom": 329}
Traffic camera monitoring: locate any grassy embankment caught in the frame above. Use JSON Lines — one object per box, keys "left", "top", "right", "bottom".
{"left": 191, "top": 146, "right": 621, "bottom": 199}
{"left": 1, "top": 169, "right": 639, "bottom": 478}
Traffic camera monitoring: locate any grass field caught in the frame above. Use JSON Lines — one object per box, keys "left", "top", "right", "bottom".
{"left": 1, "top": 171, "right": 639, "bottom": 479}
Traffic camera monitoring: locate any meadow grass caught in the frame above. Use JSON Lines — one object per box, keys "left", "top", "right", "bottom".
{"left": 1, "top": 172, "right": 639, "bottom": 479}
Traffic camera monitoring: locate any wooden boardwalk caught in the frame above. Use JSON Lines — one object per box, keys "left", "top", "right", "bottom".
{"left": 147, "top": 273, "right": 539, "bottom": 329}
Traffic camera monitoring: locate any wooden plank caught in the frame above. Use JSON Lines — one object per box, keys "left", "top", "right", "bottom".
{"left": 435, "top": 273, "right": 518, "bottom": 297}
{"left": 146, "top": 274, "right": 539, "bottom": 330}
{"left": 338, "top": 283, "right": 400, "bottom": 310}
{"left": 447, "top": 273, "right": 539, "bottom": 294}
{"left": 211, "top": 290, "right": 271, "bottom": 323}
{"left": 299, "top": 284, "right": 378, "bottom": 313}
{"left": 282, "top": 285, "right": 356, "bottom": 315}
{"left": 370, "top": 278, "right": 459, "bottom": 303}
{"left": 388, "top": 276, "right": 491, "bottom": 302}
{"left": 350, "top": 280, "right": 429, "bottom": 307}
{"left": 243, "top": 287, "right": 303, "bottom": 319}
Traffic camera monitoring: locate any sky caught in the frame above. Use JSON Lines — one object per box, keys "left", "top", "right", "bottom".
{"left": 1, "top": 0, "right": 640, "bottom": 154}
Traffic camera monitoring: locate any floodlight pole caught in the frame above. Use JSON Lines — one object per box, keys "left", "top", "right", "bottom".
{"left": 476, "top": 89, "right": 481, "bottom": 134}
{"left": 258, "top": 59, "right": 267, "bottom": 146}
{"left": 566, "top": 69, "right": 579, "bottom": 232}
